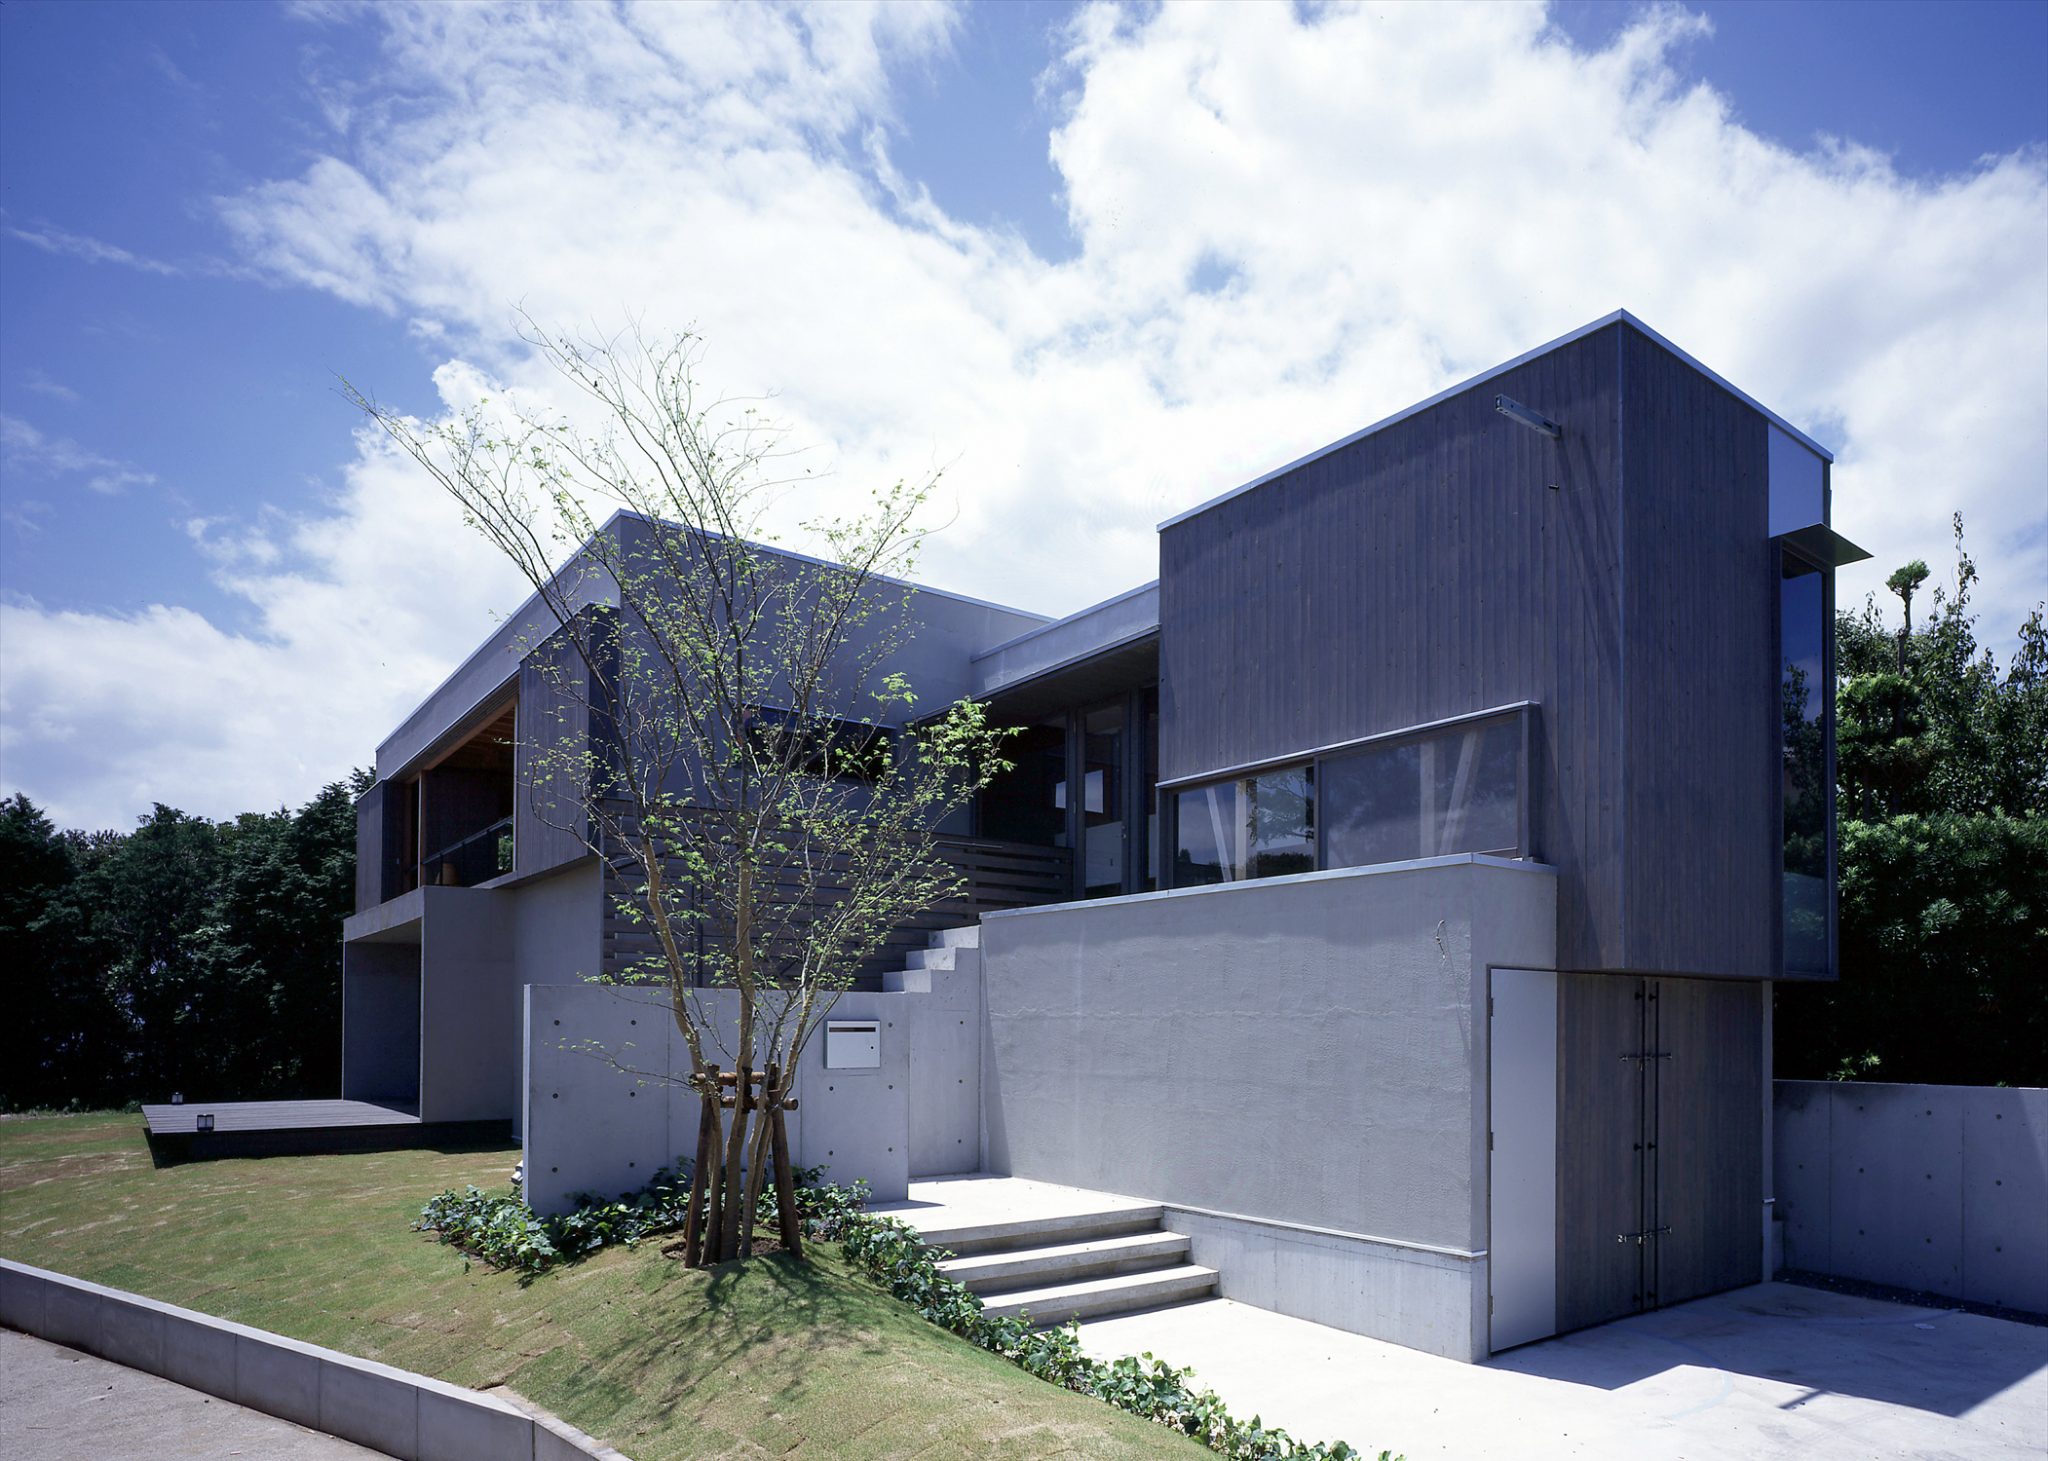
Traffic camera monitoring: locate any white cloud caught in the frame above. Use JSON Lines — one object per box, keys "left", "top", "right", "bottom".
{"left": 21, "top": 370, "right": 80, "bottom": 404}
{"left": 4, "top": 0, "right": 2045, "bottom": 829}
{"left": 5, "top": 223, "right": 187, "bottom": 277}
{"left": 1, "top": 415, "right": 157, "bottom": 495}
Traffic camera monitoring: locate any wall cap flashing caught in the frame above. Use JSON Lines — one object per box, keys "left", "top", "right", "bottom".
{"left": 970, "top": 580, "right": 1160, "bottom": 663}
{"left": 981, "top": 853, "right": 1557, "bottom": 921}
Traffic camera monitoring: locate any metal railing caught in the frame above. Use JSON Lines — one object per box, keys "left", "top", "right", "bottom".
{"left": 419, "top": 815, "right": 514, "bottom": 890}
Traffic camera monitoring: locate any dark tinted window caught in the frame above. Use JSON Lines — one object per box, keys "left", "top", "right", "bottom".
{"left": 1781, "top": 557, "right": 1829, "bottom": 974}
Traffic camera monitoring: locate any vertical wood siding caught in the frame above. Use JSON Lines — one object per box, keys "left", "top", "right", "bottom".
{"left": 1160, "top": 321, "right": 1789, "bottom": 976}
{"left": 353, "top": 781, "right": 386, "bottom": 913}
{"left": 1620, "top": 331, "right": 1778, "bottom": 978}
{"left": 1159, "top": 324, "right": 1629, "bottom": 968}
{"left": 513, "top": 613, "right": 608, "bottom": 879}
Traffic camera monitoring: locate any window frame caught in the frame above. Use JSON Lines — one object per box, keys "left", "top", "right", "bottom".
{"left": 1160, "top": 702, "right": 1536, "bottom": 890}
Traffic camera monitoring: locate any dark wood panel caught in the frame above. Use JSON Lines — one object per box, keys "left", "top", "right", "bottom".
{"left": 514, "top": 614, "right": 603, "bottom": 878}
{"left": 1652, "top": 977, "right": 1764, "bottom": 1306}
{"left": 1158, "top": 325, "right": 1629, "bottom": 969}
{"left": 1555, "top": 971, "right": 1647, "bottom": 1333}
{"left": 1621, "top": 332, "right": 1778, "bottom": 977}
{"left": 354, "top": 781, "right": 386, "bottom": 912}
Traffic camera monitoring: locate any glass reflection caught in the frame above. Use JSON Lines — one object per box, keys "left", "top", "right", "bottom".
{"left": 1781, "top": 556, "right": 1829, "bottom": 973}
{"left": 1174, "top": 766, "right": 1315, "bottom": 885}
{"left": 1322, "top": 718, "right": 1520, "bottom": 868}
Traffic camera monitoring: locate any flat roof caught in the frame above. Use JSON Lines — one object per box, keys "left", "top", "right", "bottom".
{"left": 1157, "top": 309, "right": 1837, "bottom": 532}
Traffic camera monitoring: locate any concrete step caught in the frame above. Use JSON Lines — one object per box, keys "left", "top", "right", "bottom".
{"left": 929, "top": 925, "right": 982, "bottom": 949}
{"left": 880, "top": 967, "right": 931, "bottom": 994}
{"left": 916, "top": 1204, "right": 1165, "bottom": 1256}
{"left": 906, "top": 944, "right": 979, "bottom": 972}
{"left": 977, "top": 1263, "right": 1220, "bottom": 1326}
{"left": 939, "top": 1230, "right": 1192, "bottom": 1294}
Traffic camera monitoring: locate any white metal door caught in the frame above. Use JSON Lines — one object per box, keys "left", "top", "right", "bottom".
{"left": 1489, "top": 967, "right": 1559, "bottom": 1351}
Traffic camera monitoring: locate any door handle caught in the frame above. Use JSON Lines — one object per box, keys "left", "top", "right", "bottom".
{"left": 1614, "top": 1227, "right": 1672, "bottom": 1246}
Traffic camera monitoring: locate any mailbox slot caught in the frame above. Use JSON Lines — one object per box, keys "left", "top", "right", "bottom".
{"left": 825, "top": 1020, "right": 880, "bottom": 1070}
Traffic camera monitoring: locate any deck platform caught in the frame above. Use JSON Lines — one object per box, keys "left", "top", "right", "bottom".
{"left": 141, "top": 1099, "right": 507, "bottom": 1161}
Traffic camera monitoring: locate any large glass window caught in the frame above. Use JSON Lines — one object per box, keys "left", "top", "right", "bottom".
{"left": 1166, "top": 706, "right": 1529, "bottom": 889}
{"left": 979, "top": 720, "right": 1067, "bottom": 846}
{"left": 1141, "top": 689, "right": 1160, "bottom": 891}
{"left": 1081, "top": 702, "right": 1126, "bottom": 897}
{"left": 1174, "top": 766, "right": 1315, "bottom": 885}
{"left": 1322, "top": 716, "right": 1521, "bottom": 867}
{"left": 1781, "top": 555, "right": 1829, "bottom": 974}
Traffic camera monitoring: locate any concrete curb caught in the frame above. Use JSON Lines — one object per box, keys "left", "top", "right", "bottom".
{"left": 0, "top": 1257, "right": 629, "bottom": 1461}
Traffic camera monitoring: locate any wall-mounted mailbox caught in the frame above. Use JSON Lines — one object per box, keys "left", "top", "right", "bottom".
{"left": 825, "top": 1019, "right": 881, "bottom": 1070}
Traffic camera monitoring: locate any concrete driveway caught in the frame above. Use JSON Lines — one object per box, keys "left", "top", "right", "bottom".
{"left": 1076, "top": 1281, "right": 2048, "bottom": 1460}
{"left": 0, "top": 1329, "right": 384, "bottom": 1460}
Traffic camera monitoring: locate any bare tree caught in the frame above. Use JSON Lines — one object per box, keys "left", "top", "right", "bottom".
{"left": 348, "top": 324, "right": 1008, "bottom": 1264}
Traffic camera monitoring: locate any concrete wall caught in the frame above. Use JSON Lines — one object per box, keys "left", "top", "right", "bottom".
{"left": 981, "top": 856, "right": 1556, "bottom": 1249}
{"left": 1775, "top": 1080, "right": 2047, "bottom": 1315}
{"left": 521, "top": 978, "right": 981, "bottom": 1217}
{"left": 978, "top": 855, "right": 1556, "bottom": 1361}
{"left": 341, "top": 941, "right": 421, "bottom": 1106}
{"left": 0, "top": 1259, "right": 626, "bottom": 1461}
{"left": 418, "top": 887, "right": 518, "bottom": 1124}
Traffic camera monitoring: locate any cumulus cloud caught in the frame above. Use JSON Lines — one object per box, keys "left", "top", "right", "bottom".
{"left": 4, "top": 0, "right": 2044, "bottom": 829}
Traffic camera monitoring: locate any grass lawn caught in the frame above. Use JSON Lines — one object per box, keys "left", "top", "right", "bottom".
{"left": 0, "top": 1112, "right": 1207, "bottom": 1460}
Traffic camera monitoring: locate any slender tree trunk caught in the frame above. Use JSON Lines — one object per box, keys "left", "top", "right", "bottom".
{"left": 718, "top": 860, "right": 755, "bottom": 1263}
{"left": 739, "top": 1085, "right": 775, "bottom": 1257}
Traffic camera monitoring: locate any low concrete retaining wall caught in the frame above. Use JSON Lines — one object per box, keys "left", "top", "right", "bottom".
{"left": 0, "top": 1258, "right": 628, "bottom": 1461}
{"left": 1774, "top": 1080, "right": 2047, "bottom": 1314}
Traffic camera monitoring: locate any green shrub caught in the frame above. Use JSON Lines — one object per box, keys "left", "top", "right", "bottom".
{"left": 417, "top": 1169, "right": 1396, "bottom": 1460}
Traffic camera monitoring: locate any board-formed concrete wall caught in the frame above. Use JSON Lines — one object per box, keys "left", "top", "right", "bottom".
{"left": 1775, "top": 1080, "right": 2047, "bottom": 1315}
{"left": 977, "top": 855, "right": 1557, "bottom": 1360}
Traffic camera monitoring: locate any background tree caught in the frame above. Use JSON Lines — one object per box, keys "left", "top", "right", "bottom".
{"left": 1779, "top": 516, "right": 2048, "bottom": 1086}
{"left": 351, "top": 326, "right": 1011, "bottom": 1265}
{"left": 3, "top": 774, "right": 366, "bottom": 1111}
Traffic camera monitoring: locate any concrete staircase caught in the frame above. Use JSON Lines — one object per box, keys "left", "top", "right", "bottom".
{"left": 879, "top": 926, "right": 1220, "bottom": 1327}
{"left": 920, "top": 1199, "right": 1218, "bottom": 1327}
{"left": 880, "top": 922, "right": 981, "bottom": 994}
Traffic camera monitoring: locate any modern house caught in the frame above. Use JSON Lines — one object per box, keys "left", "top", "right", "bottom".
{"left": 327, "top": 309, "right": 1865, "bottom": 1359}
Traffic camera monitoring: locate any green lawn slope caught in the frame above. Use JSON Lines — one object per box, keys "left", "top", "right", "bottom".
{"left": 0, "top": 1113, "right": 1204, "bottom": 1460}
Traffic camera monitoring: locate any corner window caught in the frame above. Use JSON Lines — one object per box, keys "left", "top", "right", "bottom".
{"left": 1780, "top": 555, "right": 1829, "bottom": 974}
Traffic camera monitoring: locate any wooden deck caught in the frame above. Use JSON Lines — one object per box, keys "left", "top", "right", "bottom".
{"left": 141, "top": 1098, "right": 419, "bottom": 1136}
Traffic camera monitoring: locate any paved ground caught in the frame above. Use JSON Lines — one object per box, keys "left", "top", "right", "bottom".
{"left": 1078, "top": 1283, "right": 2048, "bottom": 1461}
{"left": 880, "top": 1176, "right": 2046, "bottom": 1461}
{"left": 0, "top": 1329, "right": 385, "bottom": 1460}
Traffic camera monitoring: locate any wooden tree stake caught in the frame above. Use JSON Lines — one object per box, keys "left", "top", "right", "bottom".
{"left": 767, "top": 1062, "right": 803, "bottom": 1258}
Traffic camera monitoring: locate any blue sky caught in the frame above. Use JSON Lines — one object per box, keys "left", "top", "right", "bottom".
{"left": 2, "top": 0, "right": 2044, "bottom": 829}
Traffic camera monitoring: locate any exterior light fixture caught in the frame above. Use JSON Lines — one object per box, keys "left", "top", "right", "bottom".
{"left": 1495, "top": 395, "right": 1562, "bottom": 439}
{"left": 196, "top": 1112, "right": 215, "bottom": 1133}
